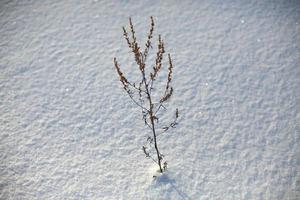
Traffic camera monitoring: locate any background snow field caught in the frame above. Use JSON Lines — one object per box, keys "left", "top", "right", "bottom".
{"left": 1, "top": 0, "right": 299, "bottom": 199}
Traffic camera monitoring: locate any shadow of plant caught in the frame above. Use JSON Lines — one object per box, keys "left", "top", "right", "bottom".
{"left": 152, "top": 173, "right": 192, "bottom": 200}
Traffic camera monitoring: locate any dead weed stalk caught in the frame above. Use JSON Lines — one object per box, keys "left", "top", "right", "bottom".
{"left": 114, "top": 17, "right": 178, "bottom": 173}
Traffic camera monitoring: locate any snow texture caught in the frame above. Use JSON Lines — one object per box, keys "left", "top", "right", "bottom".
{"left": 1, "top": 0, "right": 299, "bottom": 199}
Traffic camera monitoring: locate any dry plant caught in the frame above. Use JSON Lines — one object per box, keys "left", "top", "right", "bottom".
{"left": 114, "top": 17, "right": 178, "bottom": 173}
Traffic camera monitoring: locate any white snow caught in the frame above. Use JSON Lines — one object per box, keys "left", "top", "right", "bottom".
{"left": 1, "top": 0, "right": 299, "bottom": 199}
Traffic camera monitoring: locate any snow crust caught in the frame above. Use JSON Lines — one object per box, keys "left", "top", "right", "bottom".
{"left": 1, "top": 0, "right": 299, "bottom": 199}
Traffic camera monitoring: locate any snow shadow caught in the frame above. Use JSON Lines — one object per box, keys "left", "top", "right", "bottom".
{"left": 153, "top": 173, "right": 192, "bottom": 200}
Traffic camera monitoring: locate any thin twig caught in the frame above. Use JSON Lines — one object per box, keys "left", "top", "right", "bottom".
{"left": 125, "top": 90, "right": 149, "bottom": 111}
{"left": 127, "top": 82, "right": 147, "bottom": 94}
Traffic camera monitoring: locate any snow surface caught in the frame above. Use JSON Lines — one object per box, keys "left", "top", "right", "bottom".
{"left": 1, "top": 0, "right": 299, "bottom": 199}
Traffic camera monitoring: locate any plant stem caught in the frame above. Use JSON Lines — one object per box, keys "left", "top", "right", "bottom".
{"left": 142, "top": 75, "right": 163, "bottom": 173}
{"left": 149, "top": 109, "right": 163, "bottom": 173}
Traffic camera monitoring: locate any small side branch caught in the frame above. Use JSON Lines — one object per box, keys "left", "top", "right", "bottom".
{"left": 125, "top": 90, "right": 149, "bottom": 111}
{"left": 142, "top": 146, "right": 158, "bottom": 164}
{"left": 127, "top": 82, "right": 147, "bottom": 94}
{"left": 154, "top": 103, "right": 166, "bottom": 116}
{"left": 157, "top": 108, "right": 179, "bottom": 137}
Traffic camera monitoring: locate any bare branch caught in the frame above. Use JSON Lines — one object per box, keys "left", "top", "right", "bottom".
{"left": 157, "top": 108, "right": 179, "bottom": 137}
{"left": 127, "top": 82, "right": 147, "bottom": 94}
{"left": 154, "top": 103, "right": 167, "bottom": 116}
{"left": 160, "top": 87, "right": 173, "bottom": 103}
{"left": 142, "top": 146, "right": 158, "bottom": 164}
{"left": 125, "top": 89, "right": 149, "bottom": 111}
